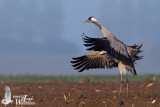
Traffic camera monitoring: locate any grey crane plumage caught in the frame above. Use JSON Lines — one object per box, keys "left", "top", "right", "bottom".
{"left": 71, "top": 16, "right": 143, "bottom": 97}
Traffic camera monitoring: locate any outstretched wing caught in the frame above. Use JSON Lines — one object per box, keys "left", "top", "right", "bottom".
{"left": 71, "top": 51, "right": 118, "bottom": 72}
{"left": 82, "top": 34, "right": 131, "bottom": 63}
{"left": 4, "top": 86, "right": 12, "bottom": 100}
{"left": 82, "top": 34, "right": 137, "bottom": 75}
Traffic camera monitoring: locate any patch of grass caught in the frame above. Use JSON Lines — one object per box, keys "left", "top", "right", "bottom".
{"left": 0, "top": 74, "right": 159, "bottom": 82}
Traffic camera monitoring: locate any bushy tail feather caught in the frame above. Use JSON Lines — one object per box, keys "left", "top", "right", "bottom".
{"left": 127, "top": 44, "right": 143, "bottom": 62}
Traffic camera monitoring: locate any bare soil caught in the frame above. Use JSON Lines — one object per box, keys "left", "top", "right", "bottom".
{"left": 0, "top": 79, "right": 160, "bottom": 107}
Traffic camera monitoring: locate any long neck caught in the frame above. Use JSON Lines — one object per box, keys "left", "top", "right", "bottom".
{"left": 93, "top": 21, "right": 114, "bottom": 38}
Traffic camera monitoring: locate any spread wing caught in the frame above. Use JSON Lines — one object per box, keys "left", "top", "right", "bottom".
{"left": 71, "top": 51, "right": 118, "bottom": 72}
{"left": 4, "top": 86, "right": 12, "bottom": 100}
{"left": 82, "top": 34, "right": 137, "bottom": 75}
{"left": 82, "top": 34, "right": 131, "bottom": 62}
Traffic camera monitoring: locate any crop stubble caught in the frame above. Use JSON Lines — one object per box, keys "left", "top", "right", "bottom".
{"left": 0, "top": 79, "right": 159, "bottom": 107}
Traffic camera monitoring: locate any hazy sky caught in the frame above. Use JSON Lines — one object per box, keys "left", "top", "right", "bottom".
{"left": 0, "top": 0, "right": 160, "bottom": 75}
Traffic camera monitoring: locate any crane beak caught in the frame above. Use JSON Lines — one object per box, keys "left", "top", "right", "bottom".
{"left": 83, "top": 20, "right": 89, "bottom": 23}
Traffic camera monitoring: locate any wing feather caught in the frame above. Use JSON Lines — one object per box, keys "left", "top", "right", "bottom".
{"left": 82, "top": 34, "right": 131, "bottom": 62}
{"left": 71, "top": 51, "right": 117, "bottom": 72}
{"left": 81, "top": 33, "right": 138, "bottom": 75}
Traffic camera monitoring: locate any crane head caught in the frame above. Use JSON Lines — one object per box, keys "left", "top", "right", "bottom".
{"left": 83, "top": 16, "right": 98, "bottom": 23}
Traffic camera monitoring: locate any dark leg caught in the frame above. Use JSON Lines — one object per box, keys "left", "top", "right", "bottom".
{"left": 119, "top": 71, "right": 123, "bottom": 98}
{"left": 126, "top": 74, "right": 129, "bottom": 97}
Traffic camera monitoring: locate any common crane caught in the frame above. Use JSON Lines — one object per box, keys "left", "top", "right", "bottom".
{"left": 71, "top": 16, "right": 143, "bottom": 97}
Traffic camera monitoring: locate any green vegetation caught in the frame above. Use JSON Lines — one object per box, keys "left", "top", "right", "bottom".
{"left": 0, "top": 74, "right": 159, "bottom": 82}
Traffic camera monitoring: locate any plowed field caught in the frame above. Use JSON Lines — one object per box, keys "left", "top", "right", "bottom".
{"left": 0, "top": 79, "right": 159, "bottom": 107}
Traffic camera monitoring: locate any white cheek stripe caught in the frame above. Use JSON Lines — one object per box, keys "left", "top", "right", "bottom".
{"left": 91, "top": 17, "right": 97, "bottom": 22}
